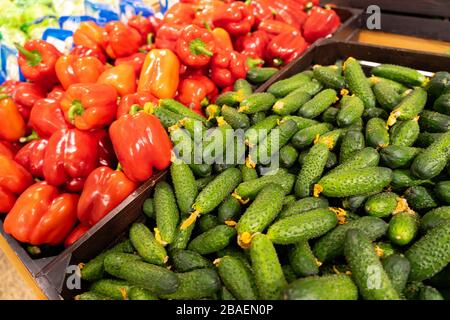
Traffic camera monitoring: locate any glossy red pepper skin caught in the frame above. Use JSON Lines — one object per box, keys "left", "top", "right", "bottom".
{"left": 117, "top": 92, "right": 159, "bottom": 118}
{"left": 128, "top": 15, "right": 155, "bottom": 45}
{"left": 0, "top": 141, "right": 17, "bottom": 158}
{"left": 177, "top": 74, "right": 218, "bottom": 110}
{"left": 77, "top": 166, "right": 138, "bottom": 226}
{"left": 210, "top": 50, "right": 248, "bottom": 88}
{"left": 115, "top": 52, "right": 146, "bottom": 77}
{"left": 55, "top": 55, "right": 106, "bottom": 90}
{"left": 73, "top": 21, "right": 108, "bottom": 53}
{"left": 109, "top": 111, "right": 172, "bottom": 182}
{"left": 64, "top": 224, "right": 90, "bottom": 248}
{"left": 248, "top": 0, "right": 273, "bottom": 26}
{"left": 303, "top": 7, "right": 341, "bottom": 43}
{"left": 213, "top": 1, "right": 255, "bottom": 37}
{"left": 16, "top": 40, "right": 61, "bottom": 89}
{"left": 4, "top": 182, "right": 79, "bottom": 246}
{"left": 266, "top": 31, "right": 308, "bottom": 66}
{"left": 91, "top": 129, "right": 118, "bottom": 169}
{"left": 105, "top": 21, "right": 142, "bottom": 59}
{"left": 71, "top": 45, "right": 107, "bottom": 64}
{"left": 43, "top": 128, "right": 99, "bottom": 191}
{"left": 0, "top": 96, "right": 26, "bottom": 142}
{"left": 235, "top": 30, "right": 270, "bottom": 60}
{"left": 270, "top": 0, "right": 310, "bottom": 25}
{"left": 47, "top": 86, "right": 65, "bottom": 100}
{"left": 97, "top": 64, "right": 136, "bottom": 97}
{"left": 60, "top": 83, "right": 118, "bottom": 131}
{"left": 0, "top": 154, "right": 33, "bottom": 213}
{"left": 273, "top": 7, "right": 302, "bottom": 30}
{"left": 0, "top": 81, "right": 46, "bottom": 121}
{"left": 29, "top": 97, "right": 71, "bottom": 139}
{"left": 14, "top": 139, "right": 48, "bottom": 179}
{"left": 155, "top": 24, "right": 183, "bottom": 51}
{"left": 258, "top": 19, "right": 299, "bottom": 37}
{"left": 176, "top": 24, "right": 215, "bottom": 68}
{"left": 164, "top": 2, "right": 196, "bottom": 26}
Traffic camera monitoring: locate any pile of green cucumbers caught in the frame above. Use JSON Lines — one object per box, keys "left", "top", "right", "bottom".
{"left": 76, "top": 57, "right": 450, "bottom": 301}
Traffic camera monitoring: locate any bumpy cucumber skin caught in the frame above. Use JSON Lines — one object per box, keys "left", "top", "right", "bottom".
{"left": 237, "top": 184, "right": 285, "bottom": 236}
{"left": 298, "top": 89, "right": 337, "bottom": 119}
{"left": 250, "top": 234, "right": 287, "bottom": 300}
{"left": 321, "top": 107, "right": 339, "bottom": 125}
{"left": 160, "top": 99, "right": 208, "bottom": 125}
{"left": 279, "top": 197, "right": 329, "bottom": 219}
{"left": 153, "top": 107, "right": 184, "bottom": 129}
{"left": 427, "top": 71, "right": 450, "bottom": 98}
{"left": 218, "top": 195, "right": 241, "bottom": 223}
{"left": 342, "top": 194, "right": 368, "bottom": 211}
{"left": 373, "top": 80, "right": 402, "bottom": 111}
{"left": 337, "top": 95, "right": 364, "bottom": 127}
{"left": 76, "top": 292, "right": 110, "bottom": 300}
{"left": 405, "top": 222, "right": 450, "bottom": 281}
{"left": 217, "top": 256, "right": 258, "bottom": 300}
{"left": 198, "top": 214, "right": 219, "bottom": 233}
{"left": 391, "top": 169, "right": 432, "bottom": 191}
{"left": 411, "top": 132, "right": 450, "bottom": 180}
{"left": 380, "top": 145, "right": 421, "bottom": 169}
{"left": 364, "top": 192, "right": 398, "bottom": 217}
{"left": 194, "top": 167, "right": 242, "bottom": 214}
{"left": 313, "top": 65, "right": 345, "bottom": 90}
{"left": 220, "top": 287, "right": 237, "bottom": 300}
{"left": 289, "top": 241, "right": 319, "bottom": 277}
{"left": 389, "top": 88, "right": 427, "bottom": 124}
{"left": 161, "top": 269, "right": 221, "bottom": 300}
{"left": 294, "top": 142, "right": 329, "bottom": 198}
{"left": 250, "top": 112, "right": 266, "bottom": 125}
{"left": 234, "top": 79, "right": 253, "bottom": 98}
{"left": 90, "top": 279, "right": 132, "bottom": 300}
{"left": 365, "top": 117, "right": 390, "bottom": 148}
{"left": 221, "top": 105, "right": 251, "bottom": 130}
{"left": 313, "top": 216, "right": 388, "bottom": 262}
{"left": 267, "top": 73, "right": 312, "bottom": 98}
{"left": 284, "top": 275, "right": 358, "bottom": 300}
{"left": 142, "top": 198, "right": 154, "bottom": 219}
{"left": 188, "top": 225, "right": 237, "bottom": 255}
{"left": 344, "top": 229, "right": 400, "bottom": 300}
{"left": 272, "top": 90, "right": 311, "bottom": 116}
{"left": 363, "top": 107, "right": 389, "bottom": 121}
{"left": 382, "top": 254, "right": 411, "bottom": 295}
{"left": 421, "top": 206, "right": 450, "bottom": 232}
{"left": 128, "top": 287, "right": 158, "bottom": 300}
{"left": 216, "top": 91, "right": 243, "bottom": 108}
{"left": 433, "top": 94, "right": 450, "bottom": 116}
{"left": 239, "top": 92, "right": 276, "bottom": 114}
{"left": 279, "top": 144, "right": 299, "bottom": 168}
{"left": 244, "top": 115, "right": 280, "bottom": 146}
{"left": 419, "top": 286, "right": 444, "bottom": 300}
{"left": 419, "top": 110, "right": 450, "bottom": 133}
{"left": 267, "top": 208, "right": 338, "bottom": 245}
{"left": 171, "top": 161, "right": 198, "bottom": 216}
{"left": 172, "top": 249, "right": 213, "bottom": 272}
{"left": 240, "top": 164, "right": 258, "bottom": 182}
{"left": 339, "top": 129, "right": 365, "bottom": 163}
{"left": 372, "top": 64, "right": 427, "bottom": 87}
{"left": 80, "top": 240, "right": 134, "bottom": 282}
{"left": 404, "top": 186, "right": 438, "bottom": 212}
{"left": 291, "top": 123, "right": 333, "bottom": 150}
{"left": 129, "top": 223, "right": 167, "bottom": 266}
{"left": 247, "top": 67, "right": 278, "bottom": 84}
{"left": 168, "top": 217, "right": 195, "bottom": 252}
{"left": 415, "top": 132, "right": 443, "bottom": 148}
{"left": 104, "top": 253, "right": 179, "bottom": 295}
{"left": 390, "top": 118, "right": 420, "bottom": 147}
{"left": 344, "top": 57, "right": 376, "bottom": 109}
{"left": 195, "top": 176, "right": 214, "bottom": 191}
{"left": 282, "top": 265, "right": 298, "bottom": 283}
{"left": 318, "top": 167, "right": 392, "bottom": 198}
{"left": 315, "top": 129, "right": 345, "bottom": 151}
{"left": 332, "top": 147, "right": 380, "bottom": 173}
{"left": 388, "top": 211, "right": 419, "bottom": 246}
{"left": 154, "top": 181, "right": 179, "bottom": 244}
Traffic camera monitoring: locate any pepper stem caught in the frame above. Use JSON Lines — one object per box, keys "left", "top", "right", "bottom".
{"left": 147, "top": 33, "right": 154, "bottom": 45}
{"left": 247, "top": 57, "right": 264, "bottom": 68}
{"left": 129, "top": 104, "right": 142, "bottom": 115}
{"left": 19, "top": 130, "right": 40, "bottom": 143}
{"left": 14, "top": 42, "right": 42, "bottom": 67}
{"left": 68, "top": 100, "right": 85, "bottom": 122}
{"left": 273, "top": 58, "right": 283, "bottom": 67}
{"left": 116, "top": 163, "right": 123, "bottom": 171}
{"left": 189, "top": 38, "right": 213, "bottom": 57}
{"left": 203, "top": 21, "right": 212, "bottom": 32}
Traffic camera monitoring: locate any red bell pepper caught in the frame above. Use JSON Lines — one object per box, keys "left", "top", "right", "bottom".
{"left": 71, "top": 45, "right": 107, "bottom": 64}
{"left": 128, "top": 15, "right": 154, "bottom": 45}
{"left": 303, "top": 7, "right": 341, "bottom": 43}
{"left": 258, "top": 20, "right": 299, "bottom": 37}
{"left": 234, "top": 30, "right": 270, "bottom": 60}
{"left": 60, "top": 83, "right": 118, "bottom": 131}
{"left": 211, "top": 27, "right": 233, "bottom": 52}
{"left": 0, "top": 80, "right": 46, "bottom": 121}
{"left": 177, "top": 74, "right": 218, "bottom": 110}
{"left": 77, "top": 166, "right": 138, "bottom": 226}
{"left": 55, "top": 55, "right": 106, "bottom": 90}
{"left": 4, "top": 182, "right": 79, "bottom": 245}
{"left": 148, "top": 16, "right": 163, "bottom": 32}
{"left": 137, "top": 49, "right": 180, "bottom": 99}
{"left": 15, "top": 40, "right": 61, "bottom": 89}
{"left": 14, "top": 138, "right": 48, "bottom": 179}
{"left": 247, "top": 0, "right": 274, "bottom": 26}
{"left": 115, "top": 52, "right": 146, "bottom": 77}
{"left": 0, "top": 95, "right": 26, "bottom": 142}
{"left": 64, "top": 224, "right": 90, "bottom": 248}
{"left": 43, "top": 128, "right": 99, "bottom": 191}
{"left": 266, "top": 31, "right": 308, "bottom": 66}
{"left": 29, "top": 97, "right": 71, "bottom": 139}
{"left": 117, "top": 92, "right": 159, "bottom": 119}
{"left": 164, "top": 2, "right": 196, "bottom": 26}
{"left": 270, "top": 0, "right": 310, "bottom": 24}
{"left": 213, "top": 1, "right": 255, "bottom": 37}
{"left": 73, "top": 21, "right": 108, "bottom": 53}
{"left": 105, "top": 21, "right": 142, "bottom": 59}
{"left": 0, "top": 141, "right": 17, "bottom": 158}
{"left": 273, "top": 7, "right": 302, "bottom": 30}
{"left": 47, "top": 86, "right": 65, "bottom": 100}
{"left": 91, "top": 129, "right": 118, "bottom": 169}
{"left": 97, "top": 64, "right": 136, "bottom": 97}
{"left": 176, "top": 25, "right": 215, "bottom": 67}
{"left": 109, "top": 109, "right": 172, "bottom": 182}
{"left": 0, "top": 154, "right": 33, "bottom": 213}
{"left": 155, "top": 24, "right": 183, "bottom": 51}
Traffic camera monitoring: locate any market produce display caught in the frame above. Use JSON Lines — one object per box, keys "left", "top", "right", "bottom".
{"left": 75, "top": 58, "right": 450, "bottom": 300}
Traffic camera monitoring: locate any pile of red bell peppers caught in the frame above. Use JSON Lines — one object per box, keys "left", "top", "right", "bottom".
{"left": 0, "top": 0, "right": 341, "bottom": 250}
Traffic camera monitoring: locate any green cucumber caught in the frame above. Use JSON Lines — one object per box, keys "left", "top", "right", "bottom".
{"left": 291, "top": 123, "right": 333, "bottom": 150}
{"left": 220, "top": 287, "right": 237, "bottom": 300}
{"left": 372, "top": 64, "right": 428, "bottom": 87}
{"left": 380, "top": 145, "right": 421, "bottom": 169}
{"left": 247, "top": 67, "right": 278, "bottom": 84}
{"left": 321, "top": 107, "right": 339, "bottom": 125}
{"left": 342, "top": 194, "right": 368, "bottom": 211}
{"left": 391, "top": 169, "right": 433, "bottom": 190}
{"left": 142, "top": 198, "right": 154, "bottom": 219}
{"left": 312, "top": 65, "right": 345, "bottom": 90}
{"left": 129, "top": 223, "right": 168, "bottom": 265}
{"left": 298, "top": 89, "right": 338, "bottom": 119}
{"left": 419, "top": 110, "right": 450, "bottom": 133}
{"left": 282, "top": 265, "right": 298, "bottom": 283}
{"left": 281, "top": 115, "right": 319, "bottom": 130}
{"left": 153, "top": 106, "right": 184, "bottom": 129}
{"left": 344, "top": 229, "right": 400, "bottom": 300}
{"left": 104, "top": 253, "right": 178, "bottom": 295}
{"left": 325, "top": 152, "right": 338, "bottom": 169}
{"left": 337, "top": 95, "right": 364, "bottom": 127}
{"left": 75, "top": 292, "right": 110, "bottom": 300}
{"left": 250, "top": 112, "right": 266, "bottom": 125}
{"left": 240, "top": 164, "right": 258, "bottom": 182}
{"left": 128, "top": 287, "right": 158, "bottom": 300}
{"left": 195, "top": 176, "right": 214, "bottom": 191}
{"left": 238, "top": 92, "right": 276, "bottom": 114}
{"left": 365, "top": 117, "right": 390, "bottom": 148}
{"left": 188, "top": 225, "right": 236, "bottom": 255}
{"left": 364, "top": 192, "right": 400, "bottom": 218}
{"left": 289, "top": 241, "right": 320, "bottom": 277}
{"left": 172, "top": 249, "right": 213, "bottom": 272}
{"left": 339, "top": 129, "right": 365, "bottom": 163}
{"left": 168, "top": 217, "right": 195, "bottom": 252}
{"left": 216, "top": 255, "right": 258, "bottom": 300}
{"left": 279, "top": 144, "right": 299, "bottom": 168}
{"left": 433, "top": 94, "right": 450, "bottom": 116}
{"left": 317, "top": 167, "right": 392, "bottom": 198}
{"left": 160, "top": 269, "right": 221, "bottom": 300}
{"left": 244, "top": 115, "right": 280, "bottom": 146}
{"left": 419, "top": 286, "right": 444, "bottom": 300}
{"left": 215, "top": 91, "right": 244, "bottom": 108}
{"left": 236, "top": 184, "right": 284, "bottom": 247}
{"left": 390, "top": 118, "right": 420, "bottom": 147}
{"left": 171, "top": 161, "right": 198, "bottom": 216}
{"left": 154, "top": 181, "right": 179, "bottom": 244}
{"left": 267, "top": 73, "right": 313, "bottom": 98}
{"left": 313, "top": 216, "right": 388, "bottom": 262}
{"left": 427, "top": 71, "right": 450, "bottom": 98}
{"left": 272, "top": 90, "right": 311, "bottom": 116}
{"left": 221, "top": 105, "right": 251, "bottom": 130}
{"left": 332, "top": 147, "right": 380, "bottom": 173}
{"left": 404, "top": 186, "right": 438, "bottom": 212}
{"left": 405, "top": 222, "right": 450, "bottom": 281}
{"left": 218, "top": 195, "right": 241, "bottom": 223}
{"left": 90, "top": 279, "right": 132, "bottom": 300}
{"left": 415, "top": 132, "right": 443, "bottom": 148}
{"left": 421, "top": 206, "right": 450, "bottom": 232}
{"left": 279, "top": 197, "right": 329, "bottom": 220}
{"left": 249, "top": 234, "right": 286, "bottom": 300}
{"left": 382, "top": 254, "right": 410, "bottom": 295}
{"left": 205, "top": 104, "right": 221, "bottom": 122}
{"left": 363, "top": 107, "right": 389, "bottom": 121}
{"left": 387, "top": 88, "right": 427, "bottom": 126}
{"left": 374, "top": 241, "right": 397, "bottom": 259}
{"left": 160, "top": 99, "right": 209, "bottom": 126}
{"left": 284, "top": 275, "right": 358, "bottom": 300}
{"left": 267, "top": 208, "right": 338, "bottom": 245}
{"left": 234, "top": 79, "right": 253, "bottom": 98}
{"left": 388, "top": 211, "right": 419, "bottom": 246}
{"left": 198, "top": 214, "right": 219, "bottom": 233}
{"left": 372, "top": 80, "right": 403, "bottom": 111}
{"left": 370, "top": 76, "right": 408, "bottom": 93}
{"left": 314, "top": 128, "right": 345, "bottom": 151}
{"left": 343, "top": 57, "right": 376, "bottom": 109}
